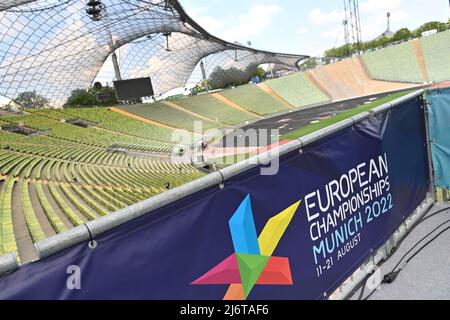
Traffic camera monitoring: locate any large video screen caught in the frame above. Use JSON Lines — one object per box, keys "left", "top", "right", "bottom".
{"left": 114, "top": 77, "right": 154, "bottom": 101}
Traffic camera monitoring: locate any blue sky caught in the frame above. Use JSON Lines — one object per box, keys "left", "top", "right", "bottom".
{"left": 0, "top": 0, "right": 448, "bottom": 106}
{"left": 181, "top": 0, "right": 449, "bottom": 56}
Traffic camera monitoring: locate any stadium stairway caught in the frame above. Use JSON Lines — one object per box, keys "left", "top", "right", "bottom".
{"left": 411, "top": 39, "right": 430, "bottom": 82}
{"left": 362, "top": 41, "right": 424, "bottom": 83}
{"left": 217, "top": 84, "right": 292, "bottom": 116}
{"left": 0, "top": 110, "right": 205, "bottom": 262}
{"left": 421, "top": 30, "right": 450, "bottom": 83}
{"left": 118, "top": 102, "right": 221, "bottom": 132}
{"left": 211, "top": 93, "right": 261, "bottom": 118}
{"left": 109, "top": 107, "right": 179, "bottom": 131}
{"left": 265, "top": 72, "right": 331, "bottom": 108}
{"left": 169, "top": 94, "right": 254, "bottom": 126}
{"left": 161, "top": 101, "right": 224, "bottom": 126}
{"left": 256, "top": 83, "right": 295, "bottom": 110}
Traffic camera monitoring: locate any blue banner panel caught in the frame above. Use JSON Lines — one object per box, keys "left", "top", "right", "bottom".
{"left": 427, "top": 88, "right": 450, "bottom": 188}
{"left": 0, "top": 96, "right": 429, "bottom": 300}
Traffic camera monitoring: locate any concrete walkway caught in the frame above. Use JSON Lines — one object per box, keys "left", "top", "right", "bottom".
{"left": 352, "top": 202, "right": 450, "bottom": 300}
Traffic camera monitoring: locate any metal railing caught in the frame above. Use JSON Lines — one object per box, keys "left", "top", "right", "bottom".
{"left": 0, "top": 90, "right": 433, "bottom": 301}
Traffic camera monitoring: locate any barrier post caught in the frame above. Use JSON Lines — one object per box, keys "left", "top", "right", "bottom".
{"left": 423, "top": 95, "right": 437, "bottom": 203}
{"left": 330, "top": 90, "right": 436, "bottom": 300}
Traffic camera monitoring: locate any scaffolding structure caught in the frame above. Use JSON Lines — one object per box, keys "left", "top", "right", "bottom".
{"left": 343, "top": 0, "right": 363, "bottom": 54}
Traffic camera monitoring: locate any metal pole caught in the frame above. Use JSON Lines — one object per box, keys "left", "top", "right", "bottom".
{"left": 343, "top": 0, "right": 350, "bottom": 46}
{"left": 354, "top": 0, "right": 362, "bottom": 53}
{"left": 343, "top": 20, "right": 349, "bottom": 46}
{"left": 423, "top": 95, "right": 437, "bottom": 202}
{"left": 200, "top": 60, "right": 209, "bottom": 93}
{"left": 103, "top": 4, "right": 122, "bottom": 81}
{"left": 111, "top": 52, "right": 122, "bottom": 81}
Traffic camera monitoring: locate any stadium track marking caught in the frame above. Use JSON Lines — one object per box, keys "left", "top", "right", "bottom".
{"left": 216, "top": 88, "right": 419, "bottom": 149}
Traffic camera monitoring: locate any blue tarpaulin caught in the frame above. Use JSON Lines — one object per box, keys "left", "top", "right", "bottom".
{"left": 427, "top": 88, "right": 450, "bottom": 188}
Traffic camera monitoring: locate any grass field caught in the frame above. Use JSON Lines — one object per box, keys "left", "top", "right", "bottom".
{"left": 282, "top": 90, "right": 414, "bottom": 140}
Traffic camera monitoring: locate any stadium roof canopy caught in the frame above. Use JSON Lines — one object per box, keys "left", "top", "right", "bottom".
{"left": 0, "top": 0, "right": 308, "bottom": 107}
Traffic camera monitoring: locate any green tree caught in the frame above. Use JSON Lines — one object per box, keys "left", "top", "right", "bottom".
{"left": 375, "top": 36, "right": 390, "bottom": 48}
{"left": 15, "top": 91, "right": 49, "bottom": 109}
{"left": 392, "top": 28, "right": 412, "bottom": 42}
{"left": 415, "top": 21, "right": 447, "bottom": 37}
{"left": 251, "top": 66, "right": 266, "bottom": 79}
{"left": 324, "top": 44, "right": 351, "bottom": 62}
{"left": 207, "top": 64, "right": 258, "bottom": 90}
{"left": 300, "top": 58, "right": 318, "bottom": 71}
{"left": 65, "top": 86, "right": 117, "bottom": 108}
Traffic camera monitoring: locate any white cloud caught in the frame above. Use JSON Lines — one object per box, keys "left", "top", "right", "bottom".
{"left": 360, "top": 0, "right": 403, "bottom": 14}
{"left": 185, "top": 3, "right": 283, "bottom": 42}
{"left": 361, "top": 10, "right": 409, "bottom": 40}
{"left": 358, "top": 0, "right": 409, "bottom": 40}
{"left": 322, "top": 27, "right": 342, "bottom": 40}
{"left": 221, "top": 4, "right": 282, "bottom": 42}
{"left": 308, "top": 8, "right": 344, "bottom": 26}
{"left": 297, "top": 26, "right": 308, "bottom": 34}
{"left": 197, "top": 16, "right": 227, "bottom": 34}
{"left": 186, "top": 5, "right": 226, "bottom": 34}
{"left": 311, "top": 0, "right": 410, "bottom": 44}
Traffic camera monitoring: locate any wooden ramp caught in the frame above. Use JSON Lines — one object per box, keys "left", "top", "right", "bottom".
{"left": 307, "top": 57, "right": 420, "bottom": 101}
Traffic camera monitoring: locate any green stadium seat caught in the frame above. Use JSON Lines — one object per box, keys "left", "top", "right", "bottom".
{"left": 219, "top": 84, "right": 290, "bottom": 115}
{"left": 362, "top": 42, "right": 424, "bottom": 83}
{"left": 174, "top": 94, "right": 254, "bottom": 125}
{"left": 266, "top": 73, "right": 330, "bottom": 108}
{"left": 421, "top": 30, "right": 450, "bottom": 83}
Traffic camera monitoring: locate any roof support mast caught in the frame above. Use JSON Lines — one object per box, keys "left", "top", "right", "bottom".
{"left": 86, "top": 0, "right": 122, "bottom": 81}
{"left": 200, "top": 60, "right": 209, "bottom": 93}
{"left": 103, "top": 3, "right": 122, "bottom": 81}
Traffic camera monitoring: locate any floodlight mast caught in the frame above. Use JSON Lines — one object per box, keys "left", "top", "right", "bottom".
{"left": 200, "top": 60, "right": 209, "bottom": 93}
{"left": 343, "top": 0, "right": 363, "bottom": 55}
{"left": 343, "top": 20, "right": 349, "bottom": 46}
{"left": 387, "top": 12, "right": 391, "bottom": 33}
{"left": 86, "top": 0, "right": 122, "bottom": 81}
{"left": 102, "top": 3, "right": 122, "bottom": 81}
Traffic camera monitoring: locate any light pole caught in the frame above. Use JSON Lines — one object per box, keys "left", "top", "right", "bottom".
{"left": 86, "top": 0, "right": 122, "bottom": 81}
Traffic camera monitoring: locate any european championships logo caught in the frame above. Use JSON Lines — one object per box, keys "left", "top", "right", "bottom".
{"left": 192, "top": 194, "right": 301, "bottom": 300}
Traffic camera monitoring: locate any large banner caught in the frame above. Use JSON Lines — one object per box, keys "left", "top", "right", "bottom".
{"left": 427, "top": 88, "right": 450, "bottom": 189}
{"left": 0, "top": 96, "right": 429, "bottom": 300}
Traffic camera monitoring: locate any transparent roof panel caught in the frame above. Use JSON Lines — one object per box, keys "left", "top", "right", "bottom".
{"left": 0, "top": 0, "right": 307, "bottom": 106}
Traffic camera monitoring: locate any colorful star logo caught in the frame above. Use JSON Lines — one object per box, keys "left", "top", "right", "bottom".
{"left": 192, "top": 194, "right": 301, "bottom": 300}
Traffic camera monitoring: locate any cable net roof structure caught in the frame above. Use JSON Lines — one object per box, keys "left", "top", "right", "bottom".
{"left": 0, "top": 0, "right": 308, "bottom": 107}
